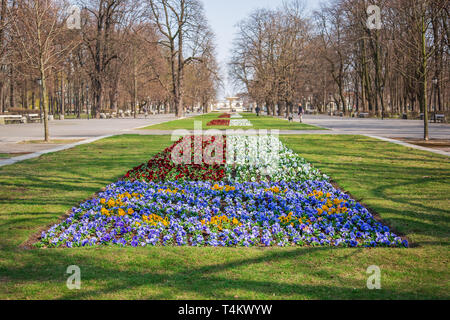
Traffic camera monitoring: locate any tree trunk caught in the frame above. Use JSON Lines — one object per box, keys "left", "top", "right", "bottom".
{"left": 176, "top": 24, "right": 185, "bottom": 118}
{"left": 421, "top": 13, "right": 429, "bottom": 141}
{"left": 39, "top": 63, "right": 49, "bottom": 142}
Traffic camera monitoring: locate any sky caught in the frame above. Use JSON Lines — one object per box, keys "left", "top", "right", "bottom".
{"left": 203, "top": 0, "right": 320, "bottom": 99}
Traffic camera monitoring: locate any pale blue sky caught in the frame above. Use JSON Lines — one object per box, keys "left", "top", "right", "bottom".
{"left": 203, "top": 0, "right": 319, "bottom": 98}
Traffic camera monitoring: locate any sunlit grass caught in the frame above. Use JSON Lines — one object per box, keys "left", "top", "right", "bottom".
{"left": 0, "top": 134, "right": 448, "bottom": 299}
{"left": 141, "top": 112, "right": 323, "bottom": 131}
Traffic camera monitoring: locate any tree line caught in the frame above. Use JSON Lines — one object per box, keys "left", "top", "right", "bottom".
{"left": 0, "top": 0, "right": 219, "bottom": 140}
{"left": 229, "top": 0, "right": 449, "bottom": 140}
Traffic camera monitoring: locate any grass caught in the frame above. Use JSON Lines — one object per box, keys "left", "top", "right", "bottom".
{"left": 0, "top": 153, "right": 31, "bottom": 159}
{"left": 241, "top": 113, "right": 324, "bottom": 130}
{"left": 0, "top": 134, "right": 449, "bottom": 300}
{"left": 141, "top": 112, "right": 323, "bottom": 131}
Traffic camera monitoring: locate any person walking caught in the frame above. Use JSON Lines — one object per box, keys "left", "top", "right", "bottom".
{"left": 255, "top": 106, "right": 261, "bottom": 117}
{"left": 143, "top": 106, "right": 148, "bottom": 119}
{"left": 298, "top": 105, "right": 305, "bottom": 123}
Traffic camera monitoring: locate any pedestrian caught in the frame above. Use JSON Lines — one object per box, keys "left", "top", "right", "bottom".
{"left": 255, "top": 106, "right": 260, "bottom": 117}
{"left": 298, "top": 105, "right": 305, "bottom": 123}
{"left": 143, "top": 106, "right": 148, "bottom": 119}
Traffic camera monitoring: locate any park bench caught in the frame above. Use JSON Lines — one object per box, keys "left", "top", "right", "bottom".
{"left": 358, "top": 113, "right": 370, "bottom": 118}
{"left": 436, "top": 114, "right": 446, "bottom": 123}
{"left": 420, "top": 113, "right": 446, "bottom": 122}
{"left": 27, "top": 114, "right": 41, "bottom": 123}
{"left": 0, "top": 115, "right": 26, "bottom": 125}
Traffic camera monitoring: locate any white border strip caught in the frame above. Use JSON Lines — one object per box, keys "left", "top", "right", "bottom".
{"left": 364, "top": 135, "right": 450, "bottom": 157}
{"left": 0, "top": 135, "right": 113, "bottom": 168}
{"left": 0, "top": 114, "right": 199, "bottom": 168}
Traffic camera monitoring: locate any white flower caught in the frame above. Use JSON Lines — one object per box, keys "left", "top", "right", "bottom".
{"left": 230, "top": 119, "right": 253, "bottom": 127}
{"left": 226, "top": 135, "right": 326, "bottom": 183}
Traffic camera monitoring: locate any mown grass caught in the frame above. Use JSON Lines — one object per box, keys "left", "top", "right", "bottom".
{"left": 142, "top": 112, "right": 322, "bottom": 131}
{"left": 0, "top": 134, "right": 448, "bottom": 300}
{"left": 241, "top": 113, "right": 324, "bottom": 130}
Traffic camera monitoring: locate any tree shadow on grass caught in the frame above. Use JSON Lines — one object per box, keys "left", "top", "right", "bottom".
{"left": 0, "top": 246, "right": 439, "bottom": 300}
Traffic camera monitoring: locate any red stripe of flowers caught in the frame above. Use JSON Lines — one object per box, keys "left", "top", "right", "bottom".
{"left": 207, "top": 119, "right": 230, "bottom": 126}
{"left": 123, "top": 136, "right": 227, "bottom": 182}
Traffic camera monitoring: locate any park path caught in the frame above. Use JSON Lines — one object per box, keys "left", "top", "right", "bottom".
{"left": 125, "top": 114, "right": 449, "bottom": 157}
{"left": 0, "top": 114, "right": 191, "bottom": 167}
{"left": 299, "top": 114, "right": 450, "bottom": 139}
{"left": 1, "top": 113, "right": 449, "bottom": 167}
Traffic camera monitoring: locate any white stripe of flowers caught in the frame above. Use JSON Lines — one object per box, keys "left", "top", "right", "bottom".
{"left": 226, "top": 135, "right": 328, "bottom": 183}
{"left": 230, "top": 119, "right": 252, "bottom": 127}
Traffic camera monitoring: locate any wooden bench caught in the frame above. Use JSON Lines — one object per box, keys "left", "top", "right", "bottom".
{"left": 27, "top": 114, "right": 41, "bottom": 123}
{"left": 358, "top": 113, "right": 370, "bottom": 118}
{"left": 0, "top": 115, "right": 26, "bottom": 124}
{"left": 436, "top": 114, "right": 446, "bottom": 123}
{"left": 420, "top": 113, "right": 446, "bottom": 122}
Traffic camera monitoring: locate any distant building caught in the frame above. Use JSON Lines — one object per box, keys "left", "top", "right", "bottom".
{"left": 212, "top": 97, "right": 244, "bottom": 112}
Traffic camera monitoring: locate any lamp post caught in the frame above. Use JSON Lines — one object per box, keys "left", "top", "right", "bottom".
{"left": 432, "top": 77, "right": 438, "bottom": 123}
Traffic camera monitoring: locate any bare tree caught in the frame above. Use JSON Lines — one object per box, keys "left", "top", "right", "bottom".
{"left": 10, "top": 0, "right": 78, "bottom": 141}
{"left": 77, "top": 0, "right": 131, "bottom": 118}
{"left": 146, "top": 0, "right": 212, "bottom": 117}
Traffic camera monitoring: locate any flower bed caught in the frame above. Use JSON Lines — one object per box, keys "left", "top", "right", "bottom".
{"left": 231, "top": 114, "right": 243, "bottom": 119}
{"left": 207, "top": 119, "right": 230, "bottom": 126}
{"left": 38, "top": 180, "right": 407, "bottom": 248}
{"left": 37, "top": 132, "right": 408, "bottom": 248}
{"left": 230, "top": 119, "right": 252, "bottom": 127}
{"left": 227, "top": 135, "right": 327, "bottom": 182}
{"left": 218, "top": 113, "right": 231, "bottom": 119}
{"left": 124, "top": 136, "right": 226, "bottom": 182}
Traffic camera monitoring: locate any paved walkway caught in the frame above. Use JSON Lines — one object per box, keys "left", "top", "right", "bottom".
{"left": 301, "top": 115, "right": 450, "bottom": 139}
{"left": 0, "top": 115, "right": 179, "bottom": 154}
{"left": 1, "top": 113, "right": 449, "bottom": 167}
{"left": 0, "top": 114, "right": 185, "bottom": 167}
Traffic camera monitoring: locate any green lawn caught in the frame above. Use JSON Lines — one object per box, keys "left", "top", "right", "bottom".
{"left": 0, "top": 153, "right": 12, "bottom": 159}
{"left": 0, "top": 134, "right": 448, "bottom": 300}
{"left": 142, "top": 112, "right": 323, "bottom": 131}
{"left": 241, "top": 113, "right": 324, "bottom": 130}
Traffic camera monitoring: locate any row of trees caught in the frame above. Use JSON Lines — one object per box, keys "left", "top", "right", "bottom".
{"left": 0, "top": 0, "right": 219, "bottom": 140}
{"left": 230, "top": 0, "right": 449, "bottom": 140}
